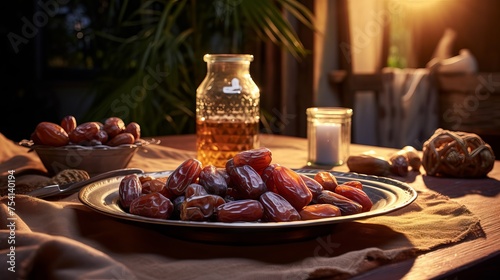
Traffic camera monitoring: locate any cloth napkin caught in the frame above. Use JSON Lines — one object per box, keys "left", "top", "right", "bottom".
{"left": 0, "top": 133, "right": 483, "bottom": 279}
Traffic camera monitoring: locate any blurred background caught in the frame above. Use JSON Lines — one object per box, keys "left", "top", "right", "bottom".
{"left": 1, "top": 0, "right": 499, "bottom": 156}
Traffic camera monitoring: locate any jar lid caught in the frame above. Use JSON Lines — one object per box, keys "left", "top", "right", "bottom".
{"left": 204, "top": 54, "right": 254, "bottom": 63}
{"left": 306, "top": 107, "right": 353, "bottom": 118}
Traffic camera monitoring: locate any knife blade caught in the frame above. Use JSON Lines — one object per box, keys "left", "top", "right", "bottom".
{"left": 28, "top": 168, "right": 144, "bottom": 198}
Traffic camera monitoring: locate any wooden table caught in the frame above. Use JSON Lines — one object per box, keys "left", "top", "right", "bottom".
{"left": 2, "top": 133, "right": 499, "bottom": 279}
{"left": 158, "top": 134, "right": 500, "bottom": 279}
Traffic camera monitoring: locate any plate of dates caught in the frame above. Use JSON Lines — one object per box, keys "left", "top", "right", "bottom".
{"left": 79, "top": 161, "right": 417, "bottom": 244}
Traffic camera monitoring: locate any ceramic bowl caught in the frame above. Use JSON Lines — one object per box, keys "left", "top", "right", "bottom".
{"left": 20, "top": 139, "right": 155, "bottom": 176}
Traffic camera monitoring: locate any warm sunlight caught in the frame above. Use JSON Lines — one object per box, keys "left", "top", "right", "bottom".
{"left": 402, "top": 0, "right": 443, "bottom": 9}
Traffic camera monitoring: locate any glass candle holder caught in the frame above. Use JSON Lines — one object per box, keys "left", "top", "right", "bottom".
{"left": 307, "top": 107, "right": 353, "bottom": 166}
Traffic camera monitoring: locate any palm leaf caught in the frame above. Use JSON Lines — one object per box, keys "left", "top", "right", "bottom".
{"left": 85, "top": 0, "right": 316, "bottom": 136}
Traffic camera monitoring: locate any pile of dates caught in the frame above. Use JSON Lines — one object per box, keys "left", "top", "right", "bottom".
{"left": 30, "top": 116, "right": 141, "bottom": 147}
{"left": 119, "top": 148, "right": 373, "bottom": 223}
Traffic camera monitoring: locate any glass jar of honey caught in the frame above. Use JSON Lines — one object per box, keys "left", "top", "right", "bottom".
{"left": 196, "top": 54, "right": 260, "bottom": 167}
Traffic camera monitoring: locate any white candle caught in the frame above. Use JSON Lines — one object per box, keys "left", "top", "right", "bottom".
{"left": 314, "top": 123, "right": 341, "bottom": 165}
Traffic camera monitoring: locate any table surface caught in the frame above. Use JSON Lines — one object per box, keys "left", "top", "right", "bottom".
{"left": 156, "top": 134, "right": 500, "bottom": 279}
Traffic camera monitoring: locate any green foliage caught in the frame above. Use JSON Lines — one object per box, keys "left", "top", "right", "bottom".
{"left": 84, "top": 0, "right": 315, "bottom": 136}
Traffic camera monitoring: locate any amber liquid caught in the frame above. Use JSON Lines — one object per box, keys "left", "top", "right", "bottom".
{"left": 197, "top": 120, "right": 259, "bottom": 167}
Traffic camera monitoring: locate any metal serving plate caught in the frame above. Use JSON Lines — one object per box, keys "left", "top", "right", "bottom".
{"left": 79, "top": 170, "right": 417, "bottom": 244}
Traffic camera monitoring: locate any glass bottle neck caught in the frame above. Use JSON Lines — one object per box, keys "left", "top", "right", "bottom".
{"left": 207, "top": 62, "right": 250, "bottom": 74}
{"left": 204, "top": 54, "right": 253, "bottom": 74}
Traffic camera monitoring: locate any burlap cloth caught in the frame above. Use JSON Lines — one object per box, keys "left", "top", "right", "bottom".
{"left": 0, "top": 133, "right": 484, "bottom": 279}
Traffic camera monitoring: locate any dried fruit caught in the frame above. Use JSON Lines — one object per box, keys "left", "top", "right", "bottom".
{"left": 313, "top": 171, "right": 338, "bottom": 192}
{"left": 60, "top": 115, "right": 77, "bottom": 134}
{"left": 106, "top": 132, "right": 135, "bottom": 146}
{"left": 273, "top": 166, "right": 312, "bottom": 210}
{"left": 261, "top": 163, "right": 280, "bottom": 193}
{"left": 389, "top": 152, "right": 409, "bottom": 176}
{"left": 315, "top": 190, "right": 363, "bottom": 215}
{"left": 166, "top": 158, "right": 202, "bottom": 196}
{"left": 334, "top": 185, "right": 372, "bottom": 212}
{"left": 69, "top": 122, "right": 101, "bottom": 144}
{"left": 229, "top": 165, "right": 267, "bottom": 200}
{"left": 129, "top": 193, "right": 173, "bottom": 219}
{"left": 233, "top": 147, "right": 272, "bottom": 174}
{"left": 299, "top": 204, "right": 341, "bottom": 220}
{"left": 199, "top": 165, "right": 228, "bottom": 196}
{"left": 34, "top": 122, "right": 69, "bottom": 146}
{"left": 118, "top": 174, "right": 142, "bottom": 209}
{"left": 299, "top": 174, "right": 324, "bottom": 199}
{"left": 346, "top": 154, "right": 391, "bottom": 176}
{"left": 125, "top": 122, "right": 141, "bottom": 141}
{"left": 94, "top": 129, "right": 109, "bottom": 145}
{"left": 103, "top": 117, "right": 125, "bottom": 138}
{"left": 342, "top": 180, "right": 363, "bottom": 190}
{"left": 185, "top": 183, "right": 208, "bottom": 198}
{"left": 402, "top": 146, "right": 422, "bottom": 171}
{"left": 141, "top": 178, "right": 167, "bottom": 194}
{"left": 171, "top": 195, "right": 185, "bottom": 219}
{"left": 225, "top": 158, "right": 236, "bottom": 175}
{"left": 180, "top": 194, "right": 225, "bottom": 221}
{"left": 216, "top": 199, "right": 264, "bottom": 222}
{"left": 259, "top": 192, "right": 301, "bottom": 222}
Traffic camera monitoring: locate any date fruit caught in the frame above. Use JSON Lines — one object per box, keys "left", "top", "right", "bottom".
{"left": 334, "top": 185, "right": 372, "bottom": 212}
{"left": 259, "top": 191, "right": 301, "bottom": 222}
{"left": 103, "top": 117, "right": 125, "bottom": 138}
{"left": 199, "top": 165, "right": 228, "bottom": 196}
{"left": 233, "top": 147, "right": 272, "bottom": 174}
{"left": 402, "top": 146, "right": 421, "bottom": 171}
{"left": 229, "top": 165, "right": 267, "bottom": 200}
{"left": 94, "top": 129, "right": 109, "bottom": 145}
{"left": 69, "top": 122, "right": 101, "bottom": 144}
{"left": 314, "top": 172, "right": 338, "bottom": 192}
{"left": 171, "top": 195, "right": 185, "bottom": 219}
{"left": 272, "top": 166, "right": 312, "bottom": 210}
{"left": 118, "top": 174, "right": 142, "bottom": 209}
{"left": 216, "top": 199, "right": 264, "bottom": 222}
{"left": 185, "top": 183, "right": 208, "bottom": 198}
{"left": 180, "top": 194, "right": 225, "bottom": 221}
{"left": 60, "top": 115, "right": 77, "bottom": 134}
{"left": 129, "top": 193, "right": 174, "bottom": 219}
{"left": 299, "top": 174, "right": 324, "bottom": 199}
{"left": 299, "top": 204, "right": 341, "bottom": 220}
{"left": 166, "top": 158, "right": 202, "bottom": 196}
{"left": 346, "top": 154, "right": 390, "bottom": 176}
{"left": 124, "top": 122, "right": 141, "bottom": 141}
{"left": 342, "top": 180, "right": 363, "bottom": 190}
{"left": 142, "top": 178, "right": 167, "bottom": 194}
{"left": 389, "top": 152, "right": 409, "bottom": 176}
{"left": 34, "top": 122, "right": 69, "bottom": 146}
{"left": 106, "top": 132, "right": 135, "bottom": 146}
{"left": 260, "top": 163, "right": 280, "bottom": 193}
{"left": 315, "top": 190, "right": 363, "bottom": 215}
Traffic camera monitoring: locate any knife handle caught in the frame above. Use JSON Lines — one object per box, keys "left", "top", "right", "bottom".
{"left": 63, "top": 168, "right": 144, "bottom": 194}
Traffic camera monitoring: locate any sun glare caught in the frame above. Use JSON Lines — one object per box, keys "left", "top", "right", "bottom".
{"left": 402, "top": 0, "right": 443, "bottom": 9}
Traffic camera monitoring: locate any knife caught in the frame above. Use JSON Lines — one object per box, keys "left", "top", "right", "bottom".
{"left": 28, "top": 168, "right": 144, "bottom": 198}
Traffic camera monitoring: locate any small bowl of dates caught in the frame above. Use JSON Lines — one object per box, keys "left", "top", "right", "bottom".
{"left": 20, "top": 115, "right": 153, "bottom": 176}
